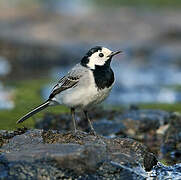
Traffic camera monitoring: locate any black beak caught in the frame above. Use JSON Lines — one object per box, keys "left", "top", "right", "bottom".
{"left": 107, "top": 50, "right": 123, "bottom": 58}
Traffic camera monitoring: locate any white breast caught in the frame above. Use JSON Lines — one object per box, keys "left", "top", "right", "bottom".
{"left": 53, "top": 70, "right": 114, "bottom": 109}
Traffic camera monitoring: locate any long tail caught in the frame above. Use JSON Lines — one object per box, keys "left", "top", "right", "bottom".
{"left": 16, "top": 101, "right": 50, "bottom": 124}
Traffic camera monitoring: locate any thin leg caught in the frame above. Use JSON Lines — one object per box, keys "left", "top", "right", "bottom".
{"left": 71, "top": 108, "right": 77, "bottom": 133}
{"left": 84, "top": 110, "right": 96, "bottom": 135}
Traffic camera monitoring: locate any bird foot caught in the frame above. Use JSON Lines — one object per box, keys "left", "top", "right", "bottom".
{"left": 89, "top": 129, "right": 97, "bottom": 136}
{"left": 72, "top": 130, "right": 87, "bottom": 139}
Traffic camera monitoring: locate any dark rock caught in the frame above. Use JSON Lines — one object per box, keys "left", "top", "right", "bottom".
{"left": 144, "top": 150, "right": 158, "bottom": 172}
{"left": 161, "top": 112, "right": 181, "bottom": 164}
{"left": 158, "top": 27, "right": 181, "bottom": 41}
{"left": 118, "top": 109, "right": 170, "bottom": 133}
{"left": 112, "top": 109, "right": 171, "bottom": 157}
{"left": 3, "top": 143, "right": 107, "bottom": 174}
{"left": 0, "top": 155, "right": 8, "bottom": 179}
{"left": 1, "top": 129, "right": 43, "bottom": 152}
{"left": 0, "top": 156, "right": 146, "bottom": 180}
{"left": 129, "top": 105, "right": 140, "bottom": 111}
{"left": 151, "top": 162, "right": 181, "bottom": 180}
{"left": 0, "top": 127, "right": 27, "bottom": 148}
{"left": 0, "top": 155, "right": 76, "bottom": 180}
{"left": 0, "top": 129, "right": 157, "bottom": 179}
{"left": 41, "top": 130, "right": 158, "bottom": 171}
{"left": 92, "top": 119, "right": 125, "bottom": 136}
{"left": 97, "top": 161, "right": 145, "bottom": 180}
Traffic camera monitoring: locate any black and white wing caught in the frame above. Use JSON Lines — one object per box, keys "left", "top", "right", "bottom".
{"left": 49, "top": 75, "right": 80, "bottom": 99}
{"left": 48, "top": 64, "right": 85, "bottom": 100}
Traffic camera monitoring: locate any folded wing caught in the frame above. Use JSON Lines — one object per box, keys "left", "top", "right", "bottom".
{"left": 49, "top": 73, "right": 81, "bottom": 100}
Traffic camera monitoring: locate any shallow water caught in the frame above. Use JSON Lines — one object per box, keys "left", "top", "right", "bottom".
{"left": 0, "top": 57, "right": 14, "bottom": 110}
{"left": 49, "top": 0, "right": 93, "bottom": 16}
{"left": 150, "top": 162, "right": 181, "bottom": 180}
{"left": 0, "top": 86, "right": 14, "bottom": 110}
{"left": 111, "top": 161, "right": 181, "bottom": 180}
{"left": 0, "top": 56, "right": 11, "bottom": 76}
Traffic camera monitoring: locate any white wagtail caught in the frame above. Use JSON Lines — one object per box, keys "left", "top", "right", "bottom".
{"left": 17, "top": 46, "right": 122, "bottom": 134}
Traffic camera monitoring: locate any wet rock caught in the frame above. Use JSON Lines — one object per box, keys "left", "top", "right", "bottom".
{"left": 0, "top": 155, "right": 76, "bottom": 180}
{"left": 92, "top": 119, "right": 125, "bottom": 137}
{"left": 0, "top": 156, "right": 145, "bottom": 180}
{"left": 0, "top": 129, "right": 157, "bottom": 179}
{"left": 161, "top": 112, "right": 181, "bottom": 164}
{"left": 0, "top": 127, "right": 27, "bottom": 148}
{"left": 112, "top": 109, "right": 171, "bottom": 156}
{"left": 3, "top": 143, "right": 107, "bottom": 173}
{"left": 118, "top": 109, "right": 170, "bottom": 134}
{"left": 1, "top": 129, "right": 43, "bottom": 152}
{"left": 151, "top": 162, "right": 181, "bottom": 180}
{"left": 39, "top": 130, "right": 158, "bottom": 171}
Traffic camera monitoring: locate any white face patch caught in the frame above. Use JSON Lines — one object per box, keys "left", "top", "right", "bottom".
{"left": 87, "top": 47, "right": 112, "bottom": 69}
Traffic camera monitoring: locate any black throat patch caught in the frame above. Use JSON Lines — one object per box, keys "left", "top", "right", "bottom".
{"left": 92, "top": 65, "right": 114, "bottom": 90}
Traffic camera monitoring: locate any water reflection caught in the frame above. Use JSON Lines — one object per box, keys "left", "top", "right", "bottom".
{"left": 0, "top": 57, "right": 14, "bottom": 110}
{"left": 0, "top": 56, "right": 11, "bottom": 76}
{"left": 0, "top": 82, "right": 14, "bottom": 109}
{"left": 48, "top": 0, "right": 93, "bottom": 16}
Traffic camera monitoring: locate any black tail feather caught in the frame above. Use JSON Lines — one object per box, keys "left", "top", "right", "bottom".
{"left": 16, "top": 101, "right": 50, "bottom": 124}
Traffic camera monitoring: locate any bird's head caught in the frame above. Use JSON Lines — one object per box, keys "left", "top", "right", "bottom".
{"left": 81, "top": 46, "right": 122, "bottom": 70}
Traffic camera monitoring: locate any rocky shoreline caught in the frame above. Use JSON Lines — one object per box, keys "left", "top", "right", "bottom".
{"left": 0, "top": 128, "right": 157, "bottom": 179}
{"left": 1, "top": 108, "right": 181, "bottom": 179}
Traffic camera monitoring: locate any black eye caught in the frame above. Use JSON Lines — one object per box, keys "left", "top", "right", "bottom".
{"left": 99, "top": 53, "right": 104, "bottom": 57}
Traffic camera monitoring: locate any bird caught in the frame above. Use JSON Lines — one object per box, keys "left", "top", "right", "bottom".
{"left": 16, "top": 46, "right": 122, "bottom": 135}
